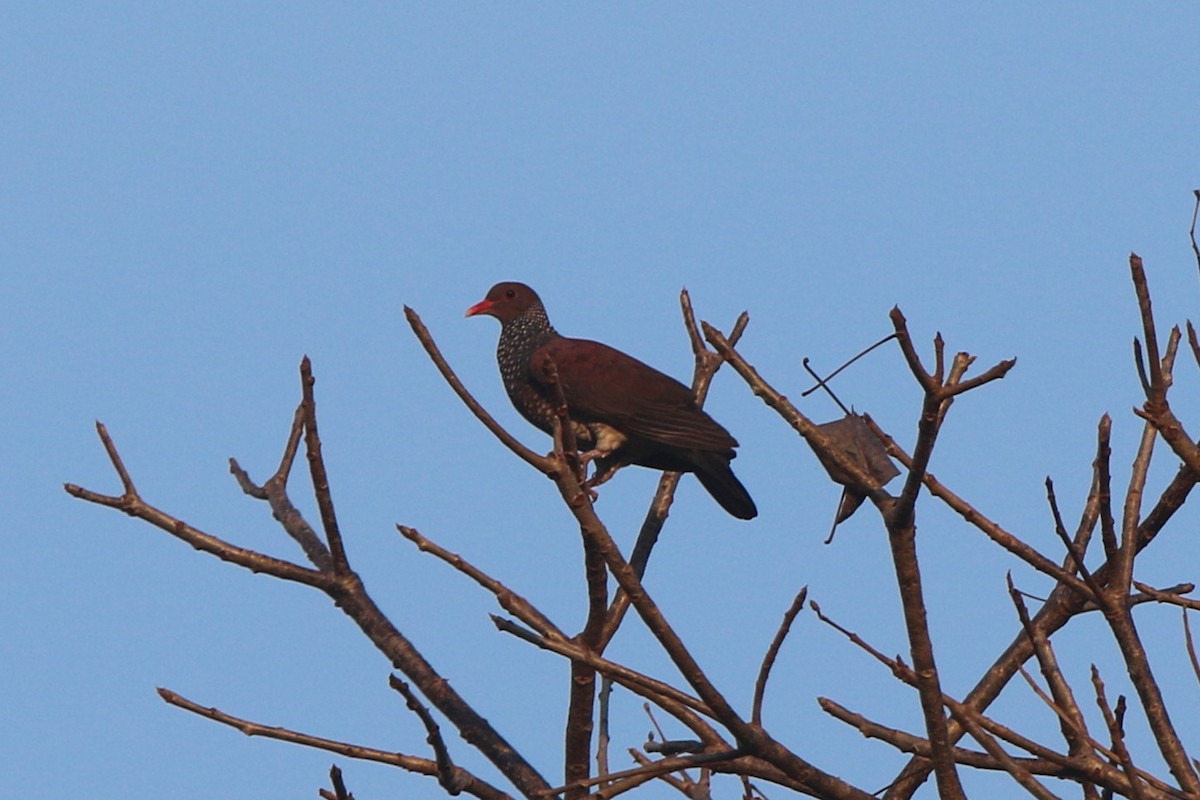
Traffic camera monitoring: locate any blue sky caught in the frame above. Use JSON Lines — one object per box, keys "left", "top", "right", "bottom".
{"left": 5, "top": 5, "right": 1200, "bottom": 798}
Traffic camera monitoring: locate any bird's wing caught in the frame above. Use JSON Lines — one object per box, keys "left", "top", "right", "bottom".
{"left": 530, "top": 337, "right": 737, "bottom": 452}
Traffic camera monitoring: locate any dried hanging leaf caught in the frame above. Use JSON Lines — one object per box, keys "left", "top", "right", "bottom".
{"left": 814, "top": 414, "right": 899, "bottom": 526}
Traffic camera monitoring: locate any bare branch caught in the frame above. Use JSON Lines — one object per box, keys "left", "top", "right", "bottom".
{"left": 1007, "top": 573, "right": 1090, "bottom": 757}
{"left": 389, "top": 675, "right": 467, "bottom": 796}
{"left": 702, "top": 321, "right": 892, "bottom": 507}
{"left": 1116, "top": 418, "right": 1166, "bottom": 592}
{"left": 489, "top": 615, "right": 725, "bottom": 747}
{"left": 815, "top": 606, "right": 1173, "bottom": 798}
{"left": 158, "top": 688, "right": 509, "bottom": 800}
{"left": 1095, "top": 414, "right": 1118, "bottom": 564}
{"left": 864, "top": 416, "right": 1094, "bottom": 600}
{"left": 405, "top": 305, "right": 554, "bottom": 474}
{"left": 65, "top": 424, "right": 330, "bottom": 589}
{"left": 882, "top": 316, "right": 967, "bottom": 800}
{"left": 398, "top": 525, "right": 565, "bottom": 639}
{"left": 322, "top": 764, "right": 355, "bottom": 800}
{"left": 550, "top": 472, "right": 874, "bottom": 799}
{"left": 69, "top": 365, "right": 554, "bottom": 798}
{"left": 551, "top": 749, "right": 741, "bottom": 800}
{"left": 1100, "top": 596, "right": 1200, "bottom": 792}
{"left": 1191, "top": 189, "right": 1200, "bottom": 280}
{"left": 1184, "top": 609, "right": 1200, "bottom": 688}
{"left": 230, "top": 403, "right": 334, "bottom": 572}
{"left": 565, "top": 514, "right": 609, "bottom": 798}
{"left": 1130, "top": 259, "right": 1200, "bottom": 476}
{"left": 1091, "top": 667, "right": 1149, "bottom": 800}
{"left": 820, "top": 699, "right": 1064, "bottom": 775}
{"left": 752, "top": 588, "right": 807, "bottom": 726}
{"left": 1129, "top": 582, "right": 1200, "bottom": 611}
{"left": 600, "top": 297, "right": 752, "bottom": 650}
{"left": 299, "top": 356, "right": 350, "bottom": 573}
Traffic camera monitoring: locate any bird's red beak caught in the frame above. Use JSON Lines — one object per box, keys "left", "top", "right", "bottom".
{"left": 465, "top": 298, "right": 494, "bottom": 318}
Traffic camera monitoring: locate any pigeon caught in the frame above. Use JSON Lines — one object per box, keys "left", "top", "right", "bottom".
{"left": 467, "top": 282, "right": 756, "bottom": 519}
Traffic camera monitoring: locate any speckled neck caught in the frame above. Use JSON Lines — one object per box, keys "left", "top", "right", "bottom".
{"left": 495, "top": 302, "right": 558, "bottom": 430}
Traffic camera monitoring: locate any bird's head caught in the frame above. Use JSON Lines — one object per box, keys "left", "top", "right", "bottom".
{"left": 466, "top": 282, "right": 542, "bottom": 324}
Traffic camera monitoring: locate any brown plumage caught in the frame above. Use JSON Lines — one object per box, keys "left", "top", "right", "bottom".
{"left": 467, "top": 281, "right": 756, "bottom": 520}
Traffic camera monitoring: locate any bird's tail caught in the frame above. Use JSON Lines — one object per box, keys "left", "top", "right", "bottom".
{"left": 692, "top": 453, "right": 757, "bottom": 520}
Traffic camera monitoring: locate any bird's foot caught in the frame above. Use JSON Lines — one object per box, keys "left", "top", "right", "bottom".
{"left": 560, "top": 448, "right": 608, "bottom": 484}
{"left": 584, "top": 458, "right": 625, "bottom": 490}
{"left": 578, "top": 448, "right": 611, "bottom": 465}
{"left": 578, "top": 448, "right": 616, "bottom": 487}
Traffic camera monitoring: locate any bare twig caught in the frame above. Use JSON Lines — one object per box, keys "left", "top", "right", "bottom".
{"left": 230, "top": 403, "right": 334, "bottom": 572}
{"left": 1190, "top": 189, "right": 1200, "bottom": 282}
{"left": 1130, "top": 258, "right": 1200, "bottom": 476}
{"left": 1188, "top": 321, "right": 1200, "bottom": 374}
{"left": 322, "top": 764, "right": 355, "bottom": 800}
{"left": 702, "top": 322, "right": 892, "bottom": 507}
{"left": 398, "top": 524, "right": 565, "bottom": 639}
{"left": 389, "top": 675, "right": 466, "bottom": 795}
{"left": 814, "top": 606, "right": 1173, "bottom": 798}
{"left": 549, "top": 749, "right": 741, "bottom": 799}
{"left": 1184, "top": 609, "right": 1200, "bottom": 688}
{"left": 1095, "top": 414, "right": 1118, "bottom": 564}
{"left": 489, "top": 615, "right": 722, "bottom": 738}
{"left": 1091, "top": 667, "right": 1148, "bottom": 800}
{"left": 299, "top": 356, "right": 350, "bottom": 573}
{"left": 158, "top": 688, "right": 509, "bottom": 800}
{"left": 70, "top": 364, "right": 553, "bottom": 798}
{"left": 1129, "top": 582, "right": 1200, "bottom": 611}
{"left": 65, "top": 423, "right": 330, "bottom": 589}
{"left": 597, "top": 678, "right": 612, "bottom": 785}
{"left": 565, "top": 515, "right": 610, "bottom": 798}
{"left": 600, "top": 297, "right": 750, "bottom": 650}
{"left": 863, "top": 416, "right": 1094, "bottom": 601}
{"left": 820, "top": 699, "right": 1056, "bottom": 773}
{"left": 1007, "top": 573, "right": 1090, "bottom": 757}
{"left": 405, "top": 306, "right": 553, "bottom": 473}
{"left": 752, "top": 588, "right": 807, "bottom": 726}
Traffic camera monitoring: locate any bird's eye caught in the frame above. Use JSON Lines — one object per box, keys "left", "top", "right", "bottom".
{"left": 505, "top": 289, "right": 516, "bottom": 299}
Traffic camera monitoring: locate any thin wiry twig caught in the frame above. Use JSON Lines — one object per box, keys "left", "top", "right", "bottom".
{"left": 800, "top": 333, "right": 897, "bottom": 399}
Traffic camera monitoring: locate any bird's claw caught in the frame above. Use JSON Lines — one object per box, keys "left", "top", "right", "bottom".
{"left": 578, "top": 448, "right": 611, "bottom": 465}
